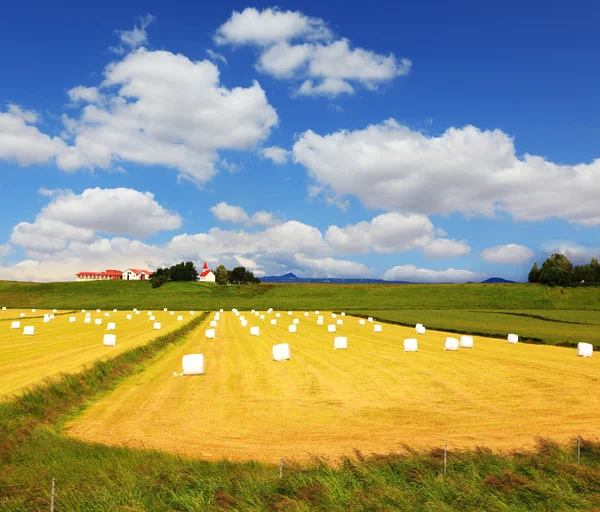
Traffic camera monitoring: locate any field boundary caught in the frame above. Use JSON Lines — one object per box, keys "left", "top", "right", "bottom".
{"left": 0, "top": 311, "right": 208, "bottom": 460}
{"left": 349, "top": 312, "right": 582, "bottom": 348}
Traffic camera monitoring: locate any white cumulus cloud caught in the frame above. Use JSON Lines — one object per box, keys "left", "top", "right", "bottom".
{"left": 293, "top": 119, "right": 600, "bottom": 226}
{"left": 325, "top": 213, "right": 434, "bottom": 254}
{"left": 541, "top": 241, "right": 600, "bottom": 265}
{"left": 423, "top": 238, "right": 471, "bottom": 258}
{"left": 209, "top": 202, "right": 282, "bottom": 227}
{"left": 260, "top": 146, "right": 291, "bottom": 164}
{"left": 383, "top": 265, "right": 486, "bottom": 283}
{"left": 481, "top": 244, "right": 534, "bottom": 264}
{"left": 215, "top": 8, "right": 410, "bottom": 97}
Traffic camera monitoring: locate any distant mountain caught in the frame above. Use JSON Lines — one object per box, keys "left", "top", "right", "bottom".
{"left": 260, "top": 273, "right": 411, "bottom": 284}
{"left": 260, "top": 272, "right": 516, "bottom": 285}
{"left": 480, "top": 277, "right": 516, "bottom": 284}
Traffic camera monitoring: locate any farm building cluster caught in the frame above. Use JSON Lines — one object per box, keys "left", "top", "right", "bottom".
{"left": 75, "top": 262, "right": 216, "bottom": 283}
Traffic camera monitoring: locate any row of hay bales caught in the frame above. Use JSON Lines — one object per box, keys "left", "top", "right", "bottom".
{"left": 177, "top": 309, "right": 594, "bottom": 376}
{"left": 4, "top": 307, "right": 195, "bottom": 346}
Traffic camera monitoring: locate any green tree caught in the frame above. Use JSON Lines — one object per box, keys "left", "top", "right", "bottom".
{"left": 215, "top": 264, "right": 229, "bottom": 285}
{"left": 168, "top": 261, "right": 198, "bottom": 282}
{"left": 228, "top": 266, "right": 261, "bottom": 284}
{"left": 539, "top": 253, "right": 574, "bottom": 286}
{"left": 528, "top": 262, "right": 540, "bottom": 283}
{"left": 150, "top": 274, "right": 169, "bottom": 289}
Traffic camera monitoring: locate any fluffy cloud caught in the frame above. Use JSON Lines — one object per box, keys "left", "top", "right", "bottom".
{"left": 260, "top": 146, "right": 291, "bottom": 164}
{"left": 293, "top": 119, "right": 600, "bottom": 225}
{"left": 112, "top": 14, "right": 156, "bottom": 54}
{"left": 10, "top": 188, "right": 181, "bottom": 256}
{"left": 215, "top": 8, "right": 410, "bottom": 96}
{"left": 325, "top": 213, "right": 434, "bottom": 254}
{"left": 541, "top": 241, "right": 600, "bottom": 265}
{"left": 383, "top": 265, "right": 486, "bottom": 283}
{"left": 0, "top": 244, "right": 14, "bottom": 257}
{"left": 0, "top": 105, "right": 70, "bottom": 166}
{"left": 481, "top": 244, "right": 534, "bottom": 264}
{"left": 214, "top": 7, "right": 331, "bottom": 46}
{"left": 423, "top": 238, "right": 471, "bottom": 259}
{"left": 210, "top": 202, "right": 281, "bottom": 227}
{"left": 1, "top": 49, "right": 278, "bottom": 182}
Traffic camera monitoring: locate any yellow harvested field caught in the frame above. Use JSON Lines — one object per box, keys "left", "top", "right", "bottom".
{"left": 0, "top": 309, "right": 197, "bottom": 398}
{"left": 64, "top": 311, "right": 600, "bottom": 463}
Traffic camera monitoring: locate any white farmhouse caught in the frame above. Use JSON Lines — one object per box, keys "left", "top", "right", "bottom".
{"left": 123, "top": 268, "right": 153, "bottom": 281}
{"left": 198, "top": 262, "right": 215, "bottom": 283}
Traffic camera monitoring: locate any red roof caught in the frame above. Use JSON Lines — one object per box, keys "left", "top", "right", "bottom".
{"left": 199, "top": 269, "right": 214, "bottom": 277}
{"left": 77, "top": 271, "right": 122, "bottom": 277}
{"left": 127, "top": 268, "right": 153, "bottom": 275}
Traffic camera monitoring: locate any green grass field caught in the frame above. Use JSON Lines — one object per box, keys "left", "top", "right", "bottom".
{"left": 0, "top": 308, "right": 197, "bottom": 398}
{"left": 2, "top": 279, "right": 599, "bottom": 311}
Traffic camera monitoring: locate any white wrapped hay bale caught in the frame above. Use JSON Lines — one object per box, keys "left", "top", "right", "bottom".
{"left": 149, "top": 315, "right": 155, "bottom": 321}
{"left": 163, "top": 308, "right": 167, "bottom": 312}
{"left": 341, "top": 312, "right": 346, "bottom": 317}
{"left": 113, "top": 309, "right": 118, "bottom": 313}
{"left": 205, "top": 328, "right": 215, "bottom": 339}
{"left": 215, "top": 313, "right": 220, "bottom": 320}
{"left": 315, "top": 311, "right": 320, "bottom": 315}
{"left": 32, "top": 309, "right": 36, "bottom": 313}
{"left": 154, "top": 322, "right": 162, "bottom": 330}
{"left": 1, "top": 306, "right": 6, "bottom": 310}
{"left": 293, "top": 318, "right": 299, "bottom": 325}
{"left": 147, "top": 311, "right": 152, "bottom": 316}
{"left": 288, "top": 311, "right": 293, "bottom": 315}
{"left": 220, "top": 309, "right": 223, "bottom": 312}
{"left": 507, "top": 334, "right": 519, "bottom": 344}
{"left": 104, "top": 312, "right": 110, "bottom": 318}
{"left": 317, "top": 316, "right": 324, "bottom": 325}
{"left": 577, "top": 342, "right": 593, "bottom": 357}
{"left": 136, "top": 311, "right": 140, "bottom": 315}
{"left": 190, "top": 311, "right": 195, "bottom": 315}
{"left": 272, "top": 343, "right": 291, "bottom": 361}
{"left": 304, "top": 312, "right": 309, "bottom": 317}
{"left": 10, "top": 321, "right": 20, "bottom": 329}
{"left": 182, "top": 354, "right": 204, "bottom": 375}
{"left": 43, "top": 315, "right": 50, "bottom": 323}
{"left": 328, "top": 324, "right": 337, "bottom": 333}
{"left": 103, "top": 334, "right": 116, "bottom": 346}
{"left": 96, "top": 309, "right": 101, "bottom": 313}
{"left": 359, "top": 319, "right": 366, "bottom": 325}
{"left": 445, "top": 337, "right": 459, "bottom": 351}
{"left": 276, "top": 313, "right": 281, "bottom": 318}
{"left": 334, "top": 336, "right": 347, "bottom": 350}
{"left": 373, "top": 324, "right": 382, "bottom": 333}
{"left": 49, "top": 314, "right": 55, "bottom": 319}
{"left": 250, "top": 326, "right": 260, "bottom": 336}
{"left": 460, "top": 336, "right": 474, "bottom": 348}
{"left": 210, "top": 320, "right": 217, "bottom": 327}
{"left": 53, "top": 309, "right": 57, "bottom": 313}
{"left": 86, "top": 312, "right": 91, "bottom": 317}
{"left": 416, "top": 325, "right": 426, "bottom": 335}
{"left": 107, "top": 322, "right": 116, "bottom": 331}
{"left": 268, "top": 308, "right": 273, "bottom": 313}
{"left": 23, "top": 326, "right": 35, "bottom": 336}
{"left": 332, "top": 313, "right": 337, "bottom": 318}
{"left": 337, "top": 319, "right": 343, "bottom": 326}
{"left": 84, "top": 317, "right": 91, "bottom": 324}
{"left": 241, "top": 319, "right": 248, "bottom": 327}
{"left": 170, "top": 311, "right": 174, "bottom": 316}
{"left": 404, "top": 338, "right": 418, "bottom": 352}
{"left": 270, "top": 319, "right": 277, "bottom": 326}
{"left": 177, "top": 315, "right": 183, "bottom": 321}
{"left": 368, "top": 317, "right": 373, "bottom": 323}
{"left": 133, "top": 308, "right": 137, "bottom": 312}
{"left": 260, "top": 314, "right": 265, "bottom": 320}
{"left": 95, "top": 319, "right": 102, "bottom": 326}
{"left": 20, "top": 313, "right": 25, "bottom": 318}
{"left": 69, "top": 316, "right": 76, "bottom": 323}
{"left": 288, "top": 324, "right": 297, "bottom": 333}
{"left": 416, "top": 323, "right": 423, "bottom": 329}
{"left": 82, "top": 309, "right": 86, "bottom": 313}
{"left": 126, "top": 314, "right": 132, "bottom": 320}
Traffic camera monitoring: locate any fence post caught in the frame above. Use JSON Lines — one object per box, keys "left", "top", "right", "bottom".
{"left": 50, "top": 478, "right": 55, "bottom": 512}
{"left": 577, "top": 435, "right": 581, "bottom": 465}
{"left": 443, "top": 445, "right": 447, "bottom": 475}
{"left": 279, "top": 457, "right": 283, "bottom": 479}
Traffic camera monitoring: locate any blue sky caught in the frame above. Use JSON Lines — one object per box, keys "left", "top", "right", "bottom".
{"left": 0, "top": 0, "right": 599, "bottom": 282}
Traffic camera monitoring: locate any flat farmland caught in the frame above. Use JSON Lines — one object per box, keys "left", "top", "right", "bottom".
{"left": 64, "top": 311, "right": 600, "bottom": 463}
{"left": 0, "top": 309, "right": 197, "bottom": 398}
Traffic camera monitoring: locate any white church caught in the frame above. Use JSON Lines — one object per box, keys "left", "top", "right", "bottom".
{"left": 198, "top": 261, "right": 215, "bottom": 283}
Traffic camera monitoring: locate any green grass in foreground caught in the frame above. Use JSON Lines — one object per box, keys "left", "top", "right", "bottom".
{"left": 1, "top": 311, "right": 599, "bottom": 511}
{"left": 3, "top": 280, "right": 600, "bottom": 311}
{"left": 359, "top": 309, "right": 600, "bottom": 348}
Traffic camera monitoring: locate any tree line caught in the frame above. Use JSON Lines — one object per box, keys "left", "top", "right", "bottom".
{"left": 149, "top": 262, "right": 260, "bottom": 288}
{"left": 528, "top": 253, "right": 600, "bottom": 287}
